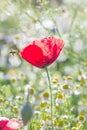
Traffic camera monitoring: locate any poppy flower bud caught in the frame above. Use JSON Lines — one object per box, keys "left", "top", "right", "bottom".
{"left": 21, "top": 102, "right": 33, "bottom": 125}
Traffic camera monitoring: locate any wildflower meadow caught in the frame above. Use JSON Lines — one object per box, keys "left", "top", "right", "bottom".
{"left": 0, "top": 0, "right": 87, "bottom": 130}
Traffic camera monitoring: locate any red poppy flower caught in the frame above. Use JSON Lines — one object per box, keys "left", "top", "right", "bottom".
{"left": 0, "top": 117, "right": 23, "bottom": 130}
{"left": 20, "top": 37, "right": 64, "bottom": 68}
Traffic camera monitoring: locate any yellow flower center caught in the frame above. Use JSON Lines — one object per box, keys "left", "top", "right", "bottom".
{"left": 43, "top": 115, "right": 50, "bottom": 121}
{"left": 40, "top": 102, "right": 47, "bottom": 108}
{"left": 43, "top": 92, "right": 49, "bottom": 98}
{"left": 79, "top": 115, "right": 85, "bottom": 121}
{"left": 0, "top": 98, "right": 4, "bottom": 103}
{"left": 83, "top": 62, "right": 87, "bottom": 67}
{"left": 67, "top": 76, "right": 72, "bottom": 80}
{"left": 29, "top": 87, "right": 35, "bottom": 95}
{"left": 58, "top": 120, "right": 64, "bottom": 127}
{"left": 52, "top": 76, "right": 58, "bottom": 84}
{"left": 80, "top": 78, "right": 85, "bottom": 86}
{"left": 15, "top": 34, "right": 20, "bottom": 40}
{"left": 57, "top": 93, "right": 64, "bottom": 99}
{"left": 78, "top": 70, "right": 82, "bottom": 75}
{"left": 53, "top": 120, "right": 58, "bottom": 126}
{"left": 10, "top": 77, "right": 17, "bottom": 83}
{"left": 63, "top": 84, "right": 69, "bottom": 89}
{"left": 71, "top": 127, "right": 78, "bottom": 130}
{"left": 13, "top": 106, "right": 19, "bottom": 114}
{"left": 75, "top": 85, "right": 80, "bottom": 90}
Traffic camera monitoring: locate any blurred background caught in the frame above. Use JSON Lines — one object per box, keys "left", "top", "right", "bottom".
{"left": 0, "top": 1, "right": 87, "bottom": 129}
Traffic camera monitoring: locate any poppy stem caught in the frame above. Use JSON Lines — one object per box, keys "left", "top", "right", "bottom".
{"left": 45, "top": 67, "right": 54, "bottom": 130}
{"left": 26, "top": 90, "right": 30, "bottom": 103}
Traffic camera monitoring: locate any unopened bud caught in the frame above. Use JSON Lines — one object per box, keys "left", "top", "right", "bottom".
{"left": 21, "top": 102, "right": 33, "bottom": 125}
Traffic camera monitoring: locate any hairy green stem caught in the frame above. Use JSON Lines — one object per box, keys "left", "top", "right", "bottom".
{"left": 45, "top": 67, "right": 54, "bottom": 130}
{"left": 26, "top": 90, "right": 30, "bottom": 103}
{"left": 25, "top": 87, "right": 30, "bottom": 130}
